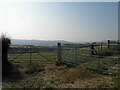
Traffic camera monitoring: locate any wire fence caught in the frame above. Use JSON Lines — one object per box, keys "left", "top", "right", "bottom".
{"left": 57, "top": 41, "right": 120, "bottom": 75}
{"left": 8, "top": 40, "right": 120, "bottom": 75}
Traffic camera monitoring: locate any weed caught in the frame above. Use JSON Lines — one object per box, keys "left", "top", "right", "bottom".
{"left": 25, "top": 62, "right": 44, "bottom": 74}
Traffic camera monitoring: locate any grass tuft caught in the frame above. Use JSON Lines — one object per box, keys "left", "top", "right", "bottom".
{"left": 60, "top": 65, "right": 88, "bottom": 83}
{"left": 24, "top": 62, "right": 44, "bottom": 74}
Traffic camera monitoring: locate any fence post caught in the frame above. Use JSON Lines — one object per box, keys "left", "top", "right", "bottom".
{"left": 57, "top": 43, "right": 62, "bottom": 63}
{"left": 75, "top": 45, "right": 77, "bottom": 63}
{"left": 101, "top": 42, "right": 102, "bottom": 50}
{"left": 108, "top": 40, "right": 110, "bottom": 49}
{"left": 30, "top": 45, "right": 32, "bottom": 65}
{"left": 91, "top": 44, "right": 94, "bottom": 55}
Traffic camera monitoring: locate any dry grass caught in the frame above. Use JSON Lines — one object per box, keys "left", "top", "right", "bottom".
{"left": 58, "top": 65, "right": 90, "bottom": 83}
{"left": 3, "top": 63, "right": 115, "bottom": 88}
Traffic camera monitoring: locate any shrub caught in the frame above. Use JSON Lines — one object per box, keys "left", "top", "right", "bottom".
{"left": 25, "top": 62, "right": 44, "bottom": 74}
{"left": 1, "top": 33, "right": 13, "bottom": 77}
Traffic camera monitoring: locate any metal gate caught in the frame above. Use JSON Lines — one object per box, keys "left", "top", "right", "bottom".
{"left": 8, "top": 45, "right": 56, "bottom": 65}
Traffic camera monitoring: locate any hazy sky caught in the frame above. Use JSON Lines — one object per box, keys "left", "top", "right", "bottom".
{"left": 0, "top": 2, "right": 118, "bottom": 42}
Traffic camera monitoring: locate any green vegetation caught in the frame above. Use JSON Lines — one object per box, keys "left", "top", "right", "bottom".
{"left": 24, "top": 62, "right": 44, "bottom": 74}
{"left": 112, "top": 73, "right": 120, "bottom": 88}
{"left": 3, "top": 44, "right": 120, "bottom": 88}
{"left": 8, "top": 52, "right": 56, "bottom": 63}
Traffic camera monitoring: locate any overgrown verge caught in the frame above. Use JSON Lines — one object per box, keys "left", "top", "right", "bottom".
{"left": 24, "top": 63, "right": 44, "bottom": 74}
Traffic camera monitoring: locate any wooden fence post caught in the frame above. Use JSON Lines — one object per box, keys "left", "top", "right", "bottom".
{"left": 30, "top": 45, "right": 32, "bottom": 65}
{"left": 101, "top": 42, "right": 102, "bottom": 50}
{"left": 75, "top": 45, "right": 77, "bottom": 63}
{"left": 57, "top": 43, "right": 62, "bottom": 62}
{"left": 91, "top": 44, "right": 94, "bottom": 55}
{"left": 108, "top": 40, "right": 110, "bottom": 49}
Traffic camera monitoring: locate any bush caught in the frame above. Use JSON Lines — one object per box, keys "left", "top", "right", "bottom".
{"left": 25, "top": 62, "right": 44, "bottom": 74}
{"left": 1, "top": 33, "right": 13, "bottom": 77}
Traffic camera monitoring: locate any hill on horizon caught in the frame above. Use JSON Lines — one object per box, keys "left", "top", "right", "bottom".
{"left": 11, "top": 39, "right": 73, "bottom": 46}
{"left": 11, "top": 39, "right": 112, "bottom": 46}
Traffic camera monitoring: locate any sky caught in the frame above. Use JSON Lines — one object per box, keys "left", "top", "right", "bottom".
{"left": 0, "top": 2, "right": 118, "bottom": 42}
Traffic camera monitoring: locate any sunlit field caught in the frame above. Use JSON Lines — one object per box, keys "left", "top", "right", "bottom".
{"left": 3, "top": 45, "right": 119, "bottom": 88}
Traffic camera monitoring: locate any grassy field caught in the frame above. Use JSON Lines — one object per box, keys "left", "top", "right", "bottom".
{"left": 3, "top": 46, "right": 120, "bottom": 88}
{"left": 8, "top": 51, "right": 56, "bottom": 64}
{"left": 8, "top": 46, "right": 119, "bottom": 75}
